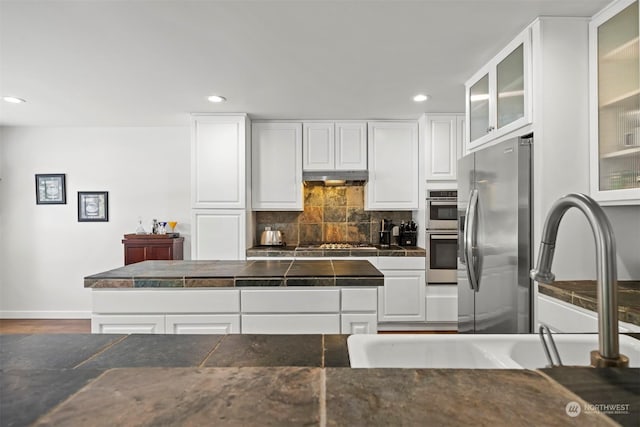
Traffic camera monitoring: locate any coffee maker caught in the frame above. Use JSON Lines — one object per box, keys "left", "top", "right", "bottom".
{"left": 379, "top": 219, "right": 392, "bottom": 247}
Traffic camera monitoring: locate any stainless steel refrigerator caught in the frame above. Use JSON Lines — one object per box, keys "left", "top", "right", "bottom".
{"left": 457, "top": 135, "right": 533, "bottom": 333}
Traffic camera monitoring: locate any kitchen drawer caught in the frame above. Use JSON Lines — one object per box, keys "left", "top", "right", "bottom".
{"left": 241, "top": 314, "right": 340, "bottom": 334}
{"left": 377, "top": 256, "right": 425, "bottom": 270}
{"left": 341, "top": 288, "right": 377, "bottom": 312}
{"left": 92, "top": 289, "right": 240, "bottom": 314}
{"left": 240, "top": 288, "right": 340, "bottom": 313}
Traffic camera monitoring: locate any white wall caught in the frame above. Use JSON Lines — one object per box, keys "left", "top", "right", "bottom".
{"left": 0, "top": 126, "right": 190, "bottom": 318}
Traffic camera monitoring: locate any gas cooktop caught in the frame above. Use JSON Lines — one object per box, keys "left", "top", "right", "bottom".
{"left": 296, "top": 243, "right": 376, "bottom": 250}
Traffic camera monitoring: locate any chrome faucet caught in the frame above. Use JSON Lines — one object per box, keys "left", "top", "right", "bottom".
{"left": 530, "top": 193, "right": 628, "bottom": 368}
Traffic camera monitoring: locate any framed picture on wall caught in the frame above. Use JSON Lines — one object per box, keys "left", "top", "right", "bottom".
{"left": 78, "top": 191, "right": 109, "bottom": 222}
{"left": 35, "top": 174, "right": 66, "bottom": 204}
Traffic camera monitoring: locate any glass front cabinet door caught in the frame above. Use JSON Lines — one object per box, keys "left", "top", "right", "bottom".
{"left": 590, "top": 0, "right": 640, "bottom": 204}
{"left": 465, "top": 27, "right": 532, "bottom": 150}
{"left": 469, "top": 74, "right": 490, "bottom": 142}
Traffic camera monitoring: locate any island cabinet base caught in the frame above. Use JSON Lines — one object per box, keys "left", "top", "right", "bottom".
{"left": 91, "top": 287, "right": 378, "bottom": 335}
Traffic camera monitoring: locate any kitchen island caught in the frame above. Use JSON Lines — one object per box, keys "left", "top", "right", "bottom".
{"left": 1, "top": 333, "right": 635, "bottom": 426}
{"left": 84, "top": 260, "right": 383, "bottom": 335}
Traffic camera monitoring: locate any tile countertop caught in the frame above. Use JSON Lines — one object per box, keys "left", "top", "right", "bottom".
{"left": 246, "top": 244, "right": 426, "bottom": 257}
{"left": 2, "top": 333, "right": 637, "bottom": 427}
{"left": 538, "top": 280, "right": 640, "bottom": 326}
{"left": 84, "top": 259, "right": 383, "bottom": 289}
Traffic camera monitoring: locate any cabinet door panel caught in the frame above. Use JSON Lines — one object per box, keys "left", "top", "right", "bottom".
{"left": 191, "top": 115, "right": 246, "bottom": 208}
{"left": 469, "top": 73, "right": 491, "bottom": 142}
{"left": 124, "top": 246, "right": 146, "bottom": 265}
{"left": 303, "top": 123, "right": 334, "bottom": 170}
{"left": 147, "top": 246, "right": 172, "bottom": 260}
{"left": 252, "top": 123, "right": 303, "bottom": 210}
{"left": 192, "top": 210, "right": 245, "bottom": 260}
{"left": 366, "top": 122, "right": 419, "bottom": 210}
{"left": 166, "top": 314, "right": 240, "bottom": 334}
{"left": 589, "top": 0, "right": 640, "bottom": 203}
{"left": 426, "top": 116, "right": 458, "bottom": 181}
{"left": 496, "top": 44, "right": 525, "bottom": 129}
{"left": 91, "top": 315, "right": 165, "bottom": 334}
{"left": 425, "top": 285, "right": 458, "bottom": 322}
{"left": 335, "top": 122, "right": 367, "bottom": 170}
{"left": 378, "top": 270, "right": 426, "bottom": 322}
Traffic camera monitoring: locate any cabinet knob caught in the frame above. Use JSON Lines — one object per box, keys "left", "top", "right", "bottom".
{"left": 486, "top": 126, "right": 495, "bottom": 133}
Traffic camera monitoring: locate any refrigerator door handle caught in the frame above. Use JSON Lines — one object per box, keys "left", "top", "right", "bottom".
{"left": 464, "top": 189, "right": 479, "bottom": 292}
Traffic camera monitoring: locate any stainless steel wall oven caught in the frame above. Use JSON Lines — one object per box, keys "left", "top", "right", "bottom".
{"left": 426, "top": 189, "right": 458, "bottom": 285}
{"left": 426, "top": 190, "right": 458, "bottom": 230}
{"left": 426, "top": 230, "right": 458, "bottom": 284}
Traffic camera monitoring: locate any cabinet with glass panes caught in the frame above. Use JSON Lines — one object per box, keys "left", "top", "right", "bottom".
{"left": 590, "top": 0, "right": 640, "bottom": 203}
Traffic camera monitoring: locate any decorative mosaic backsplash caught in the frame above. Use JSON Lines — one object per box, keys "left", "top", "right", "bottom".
{"left": 255, "top": 185, "right": 413, "bottom": 245}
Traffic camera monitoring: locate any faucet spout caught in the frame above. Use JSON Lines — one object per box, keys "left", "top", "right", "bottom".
{"left": 530, "top": 193, "right": 628, "bottom": 367}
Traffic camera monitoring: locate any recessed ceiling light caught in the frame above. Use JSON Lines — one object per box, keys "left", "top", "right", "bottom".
{"left": 207, "top": 95, "right": 227, "bottom": 103}
{"left": 413, "top": 94, "right": 429, "bottom": 102}
{"left": 3, "top": 96, "right": 26, "bottom": 104}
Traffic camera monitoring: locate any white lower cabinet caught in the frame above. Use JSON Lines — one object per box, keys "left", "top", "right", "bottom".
{"left": 240, "top": 287, "right": 377, "bottom": 334}
{"left": 377, "top": 257, "right": 426, "bottom": 322}
{"left": 91, "top": 287, "right": 378, "bottom": 334}
{"left": 538, "top": 294, "right": 640, "bottom": 333}
{"left": 92, "top": 289, "right": 241, "bottom": 335}
{"left": 425, "top": 285, "right": 458, "bottom": 323}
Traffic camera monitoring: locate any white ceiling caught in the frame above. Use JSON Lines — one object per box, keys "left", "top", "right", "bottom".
{"left": 0, "top": 0, "right": 612, "bottom": 127}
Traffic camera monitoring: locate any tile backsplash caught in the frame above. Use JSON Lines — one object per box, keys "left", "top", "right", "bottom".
{"left": 255, "top": 185, "right": 413, "bottom": 245}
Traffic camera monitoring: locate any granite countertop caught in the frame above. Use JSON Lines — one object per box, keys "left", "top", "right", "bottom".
{"left": 3, "top": 333, "right": 637, "bottom": 426}
{"left": 84, "top": 259, "right": 383, "bottom": 289}
{"left": 539, "top": 280, "right": 640, "bottom": 326}
{"left": 246, "top": 244, "right": 426, "bottom": 258}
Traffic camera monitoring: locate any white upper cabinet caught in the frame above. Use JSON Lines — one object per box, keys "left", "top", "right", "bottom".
{"left": 366, "top": 121, "right": 419, "bottom": 210}
{"left": 303, "top": 122, "right": 334, "bottom": 170}
{"left": 335, "top": 122, "right": 367, "bottom": 170}
{"left": 465, "top": 27, "right": 532, "bottom": 150}
{"left": 303, "top": 121, "right": 366, "bottom": 171}
{"left": 252, "top": 122, "right": 303, "bottom": 211}
{"left": 191, "top": 114, "right": 247, "bottom": 209}
{"left": 425, "top": 114, "right": 464, "bottom": 181}
{"left": 589, "top": 0, "right": 640, "bottom": 204}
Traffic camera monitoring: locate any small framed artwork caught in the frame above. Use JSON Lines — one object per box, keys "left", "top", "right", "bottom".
{"left": 78, "top": 191, "right": 109, "bottom": 222}
{"left": 35, "top": 174, "right": 66, "bottom": 204}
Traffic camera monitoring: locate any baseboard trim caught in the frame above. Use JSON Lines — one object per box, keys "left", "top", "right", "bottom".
{"left": 0, "top": 311, "right": 91, "bottom": 319}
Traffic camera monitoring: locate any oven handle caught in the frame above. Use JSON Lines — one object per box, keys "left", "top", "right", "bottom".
{"left": 428, "top": 200, "right": 457, "bottom": 206}
{"left": 464, "top": 189, "right": 479, "bottom": 292}
{"left": 429, "top": 234, "right": 458, "bottom": 239}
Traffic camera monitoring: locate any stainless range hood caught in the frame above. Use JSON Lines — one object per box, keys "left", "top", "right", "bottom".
{"left": 302, "top": 170, "right": 368, "bottom": 186}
